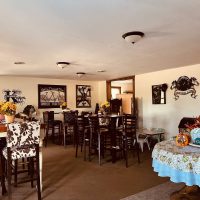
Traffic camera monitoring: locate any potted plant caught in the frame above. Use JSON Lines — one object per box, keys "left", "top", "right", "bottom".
{"left": 100, "top": 101, "right": 110, "bottom": 115}
{"left": 60, "top": 101, "right": 67, "bottom": 110}
{"left": 0, "top": 101, "right": 17, "bottom": 123}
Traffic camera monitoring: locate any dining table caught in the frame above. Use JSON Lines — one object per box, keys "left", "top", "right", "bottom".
{"left": 0, "top": 122, "right": 45, "bottom": 195}
{"left": 97, "top": 114, "right": 124, "bottom": 163}
{"left": 152, "top": 140, "right": 200, "bottom": 199}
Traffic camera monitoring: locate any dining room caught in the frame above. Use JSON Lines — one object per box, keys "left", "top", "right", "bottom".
{"left": 1, "top": 1, "right": 200, "bottom": 200}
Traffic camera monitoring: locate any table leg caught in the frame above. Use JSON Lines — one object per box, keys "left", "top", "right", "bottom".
{"left": 0, "top": 138, "right": 7, "bottom": 195}
{"left": 39, "top": 148, "right": 43, "bottom": 191}
{"left": 110, "top": 118, "right": 117, "bottom": 163}
{"left": 170, "top": 185, "right": 200, "bottom": 200}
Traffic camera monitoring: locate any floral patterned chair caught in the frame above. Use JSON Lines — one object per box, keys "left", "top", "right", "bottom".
{"left": 2, "top": 121, "right": 41, "bottom": 200}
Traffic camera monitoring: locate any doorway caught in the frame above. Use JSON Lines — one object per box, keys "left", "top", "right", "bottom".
{"left": 106, "top": 76, "right": 135, "bottom": 114}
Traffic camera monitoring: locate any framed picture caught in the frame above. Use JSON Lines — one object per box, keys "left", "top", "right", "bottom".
{"left": 152, "top": 84, "right": 167, "bottom": 104}
{"left": 76, "top": 85, "right": 91, "bottom": 108}
{"left": 38, "top": 84, "right": 66, "bottom": 108}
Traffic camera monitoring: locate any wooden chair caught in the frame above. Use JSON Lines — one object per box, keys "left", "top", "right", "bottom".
{"left": 75, "top": 115, "right": 90, "bottom": 157}
{"left": 43, "top": 111, "right": 62, "bottom": 146}
{"left": 2, "top": 121, "right": 41, "bottom": 200}
{"left": 63, "top": 111, "right": 78, "bottom": 147}
{"left": 121, "top": 114, "right": 140, "bottom": 167}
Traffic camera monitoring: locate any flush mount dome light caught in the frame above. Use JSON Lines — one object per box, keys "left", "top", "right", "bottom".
{"left": 76, "top": 72, "right": 85, "bottom": 78}
{"left": 122, "top": 31, "right": 144, "bottom": 44}
{"left": 56, "top": 62, "right": 70, "bottom": 69}
{"left": 14, "top": 61, "right": 25, "bottom": 64}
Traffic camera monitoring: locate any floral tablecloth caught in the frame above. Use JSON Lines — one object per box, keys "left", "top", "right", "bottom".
{"left": 152, "top": 140, "right": 200, "bottom": 186}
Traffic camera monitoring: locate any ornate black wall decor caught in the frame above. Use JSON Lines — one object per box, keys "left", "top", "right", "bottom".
{"left": 152, "top": 83, "right": 168, "bottom": 104}
{"left": 38, "top": 84, "right": 66, "bottom": 108}
{"left": 3, "top": 89, "right": 26, "bottom": 104}
{"left": 76, "top": 85, "right": 91, "bottom": 108}
{"left": 170, "top": 76, "right": 199, "bottom": 100}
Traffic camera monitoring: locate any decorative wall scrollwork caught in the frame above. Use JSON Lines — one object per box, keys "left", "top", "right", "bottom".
{"left": 170, "top": 76, "right": 199, "bottom": 100}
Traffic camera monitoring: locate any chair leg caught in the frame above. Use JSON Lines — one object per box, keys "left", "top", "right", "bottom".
{"left": 14, "top": 160, "right": 18, "bottom": 187}
{"left": 1, "top": 155, "right": 7, "bottom": 195}
{"left": 45, "top": 127, "right": 48, "bottom": 147}
{"left": 98, "top": 133, "right": 101, "bottom": 166}
{"left": 64, "top": 126, "right": 66, "bottom": 147}
{"left": 136, "top": 142, "right": 140, "bottom": 164}
{"left": 36, "top": 145, "right": 41, "bottom": 200}
{"left": 147, "top": 141, "right": 151, "bottom": 150}
{"left": 125, "top": 137, "right": 128, "bottom": 168}
{"left": 30, "top": 158, "right": 34, "bottom": 188}
{"left": 83, "top": 134, "right": 87, "bottom": 161}
{"left": 7, "top": 149, "right": 12, "bottom": 200}
{"left": 140, "top": 142, "right": 144, "bottom": 152}
{"left": 75, "top": 132, "right": 79, "bottom": 157}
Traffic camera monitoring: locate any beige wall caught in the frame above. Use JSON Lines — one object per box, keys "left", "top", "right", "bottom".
{"left": 0, "top": 76, "right": 101, "bottom": 120}
{"left": 97, "top": 81, "right": 107, "bottom": 105}
{"left": 135, "top": 64, "right": 200, "bottom": 139}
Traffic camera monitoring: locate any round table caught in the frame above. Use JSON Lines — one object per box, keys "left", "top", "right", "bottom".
{"left": 152, "top": 140, "right": 200, "bottom": 199}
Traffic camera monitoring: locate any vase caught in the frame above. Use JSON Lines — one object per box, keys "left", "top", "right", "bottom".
{"left": 0, "top": 114, "right": 5, "bottom": 121}
{"left": 4, "top": 115, "right": 15, "bottom": 123}
{"left": 190, "top": 128, "right": 200, "bottom": 145}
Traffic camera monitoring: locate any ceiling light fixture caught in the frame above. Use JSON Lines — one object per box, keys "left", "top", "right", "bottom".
{"left": 76, "top": 72, "right": 85, "bottom": 78}
{"left": 122, "top": 31, "right": 144, "bottom": 44}
{"left": 56, "top": 62, "right": 70, "bottom": 69}
{"left": 97, "top": 70, "right": 106, "bottom": 73}
{"left": 14, "top": 61, "right": 25, "bottom": 65}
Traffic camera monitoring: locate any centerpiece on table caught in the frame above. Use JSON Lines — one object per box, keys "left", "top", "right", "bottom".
{"left": 100, "top": 101, "right": 110, "bottom": 115}
{"left": 60, "top": 101, "right": 68, "bottom": 110}
{"left": 0, "top": 101, "right": 17, "bottom": 123}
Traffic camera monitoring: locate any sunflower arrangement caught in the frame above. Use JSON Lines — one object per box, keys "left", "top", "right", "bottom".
{"left": 60, "top": 101, "right": 67, "bottom": 109}
{"left": 0, "top": 101, "right": 17, "bottom": 116}
{"left": 100, "top": 101, "right": 110, "bottom": 113}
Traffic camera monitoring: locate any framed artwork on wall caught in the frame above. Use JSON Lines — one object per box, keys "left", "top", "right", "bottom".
{"left": 38, "top": 84, "right": 66, "bottom": 108}
{"left": 152, "top": 84, "right": 168, "bottom": 104}
{"left": 76, "top": 85, "right": 91, "bottom": 108}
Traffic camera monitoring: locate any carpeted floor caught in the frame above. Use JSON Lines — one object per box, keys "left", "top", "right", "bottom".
{"left": 121, "top": 181, "right": 185, "bottom": 200}
{"left": 1, "top": 143, "right": 169, "bottom": 200}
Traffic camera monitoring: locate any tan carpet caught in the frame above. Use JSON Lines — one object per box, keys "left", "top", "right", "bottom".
{"left": 121, "top": 181, "right": 185, "bottom": 200}
{"left": 1, "top": 143, "right": 169, "bottom": 200}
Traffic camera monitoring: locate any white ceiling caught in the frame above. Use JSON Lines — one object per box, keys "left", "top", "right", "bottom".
{"left": 0, "top": 0, "right": 200, "bottom": 81}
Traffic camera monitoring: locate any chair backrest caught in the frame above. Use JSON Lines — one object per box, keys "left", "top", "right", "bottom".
{"left": 110, "top": 98, "right": 122, "bottom": 114}
{"left": 43, "top": 111, "right": 54, "bottom": 124}
{"left": 88, "top": 116, "right": 100, "bottom": 133}
{"left": 81, "top": 111, "right": 92, "bottom": 116}
{"left": 63, "top": 111, "right": 77, "bottom": 125}
{"left": 123, "top": 114, "right": 137, "bottom": 134}
{"left": 7, "top": 121, "right": 40, "bottom": 148}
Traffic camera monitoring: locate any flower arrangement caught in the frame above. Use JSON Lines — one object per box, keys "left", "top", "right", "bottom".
{"left": 100, "top": 101, "right": 110, "bottom": 113}
{"left": 0, "top": 101, "right": 17, "bottom": 116}
{"left": 60, "top": 101, "right": 67, "bottom": 109}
